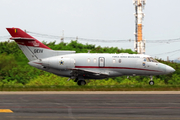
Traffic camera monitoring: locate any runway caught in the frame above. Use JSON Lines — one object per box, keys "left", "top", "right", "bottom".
{"left": 0, "top": 92, "right": 180, "bottom": 120}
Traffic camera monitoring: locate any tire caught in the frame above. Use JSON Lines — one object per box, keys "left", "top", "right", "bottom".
{"left": 149, "top": 81, "right": 154, "bottom": 85}
{"left": 77, "top": 80, "right": 86, "bottom": 86}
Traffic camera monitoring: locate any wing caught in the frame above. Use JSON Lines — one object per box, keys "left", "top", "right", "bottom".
{"left": 71, "top": 68, "right": 109, "bottom": 79}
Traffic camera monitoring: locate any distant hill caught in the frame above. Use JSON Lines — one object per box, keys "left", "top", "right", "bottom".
{"left": 171, "top": 58, "right": 180, "bottom": 63}
{"left": 171, "top": 60, "right": 180, "bottom": 63}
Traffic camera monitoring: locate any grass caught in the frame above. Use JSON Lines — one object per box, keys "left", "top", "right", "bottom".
{"left": 0, "top": 85, "right": 180, "bottom": 91}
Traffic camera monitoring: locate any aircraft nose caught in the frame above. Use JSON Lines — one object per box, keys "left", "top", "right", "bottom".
{"left": 166, "top": 66, "right": 175, "bottom": 73}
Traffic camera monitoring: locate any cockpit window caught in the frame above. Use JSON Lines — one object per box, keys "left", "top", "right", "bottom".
{"left": 144, "top": 57, "right": 158, "bottom": 63}
{"left": 150, "top": 57, "right": 158, "bottom": 63}
{"left": 147, "top": 57, "right": 151, "bottom": 62}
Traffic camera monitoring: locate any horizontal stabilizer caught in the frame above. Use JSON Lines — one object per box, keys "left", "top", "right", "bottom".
{"left": 10, "top": 37, "right": 35, "bottom": 40}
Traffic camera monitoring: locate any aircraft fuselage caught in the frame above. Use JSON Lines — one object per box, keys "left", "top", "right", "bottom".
{"left": 29, "top": 53, "right": 174, "bottom": 79}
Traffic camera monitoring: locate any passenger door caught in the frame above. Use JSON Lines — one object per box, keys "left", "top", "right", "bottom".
{"left": 99, "top": 57, "right": 105, "bottom": 67}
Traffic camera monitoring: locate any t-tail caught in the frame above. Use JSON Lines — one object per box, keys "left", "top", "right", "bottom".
{"left": 6, "top": 28, "right": 75, "bottom": 61}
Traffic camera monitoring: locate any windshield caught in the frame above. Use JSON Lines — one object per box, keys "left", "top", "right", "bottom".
{"left": 144, "top": 57, "right": 159, "bottom": 63}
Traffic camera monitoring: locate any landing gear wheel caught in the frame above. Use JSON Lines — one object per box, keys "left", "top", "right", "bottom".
{"left": 149, "top": 81, "right": 154, "bottom": 85}
{"left": 77, "top": 80, "right": 86, "bottom": 86}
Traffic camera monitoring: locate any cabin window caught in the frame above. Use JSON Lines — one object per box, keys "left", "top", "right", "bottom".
{"left": 113, "top": 59, "right": 116, "bottom": 63}
{"left": 94, "top": 58, "right": 97, "bottom": 63}
{"left": 119, "top": 59, "right": 121, "bottom": 63}
{"left": 87, "top": 58, "right": 90, "bottom": 63}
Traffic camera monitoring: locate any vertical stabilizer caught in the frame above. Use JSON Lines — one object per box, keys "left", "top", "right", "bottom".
{"left": 6, "top": 28, "right": 52, "bottom": 61}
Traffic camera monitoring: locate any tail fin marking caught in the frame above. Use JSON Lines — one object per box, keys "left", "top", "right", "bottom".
{"left": 6, "top": 28, "right": 76, "bottom": 61}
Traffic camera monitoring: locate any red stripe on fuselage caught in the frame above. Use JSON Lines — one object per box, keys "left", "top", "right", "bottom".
{"left": 75, "top": 66, "right": 162, "bottom": 72}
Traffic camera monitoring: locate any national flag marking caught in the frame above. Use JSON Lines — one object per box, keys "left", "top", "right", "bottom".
{"left": 15, "top": 29, "right": 17, "bottom": 33}
{"left": 0, "top": 109, "right": 13, "bottom": 113}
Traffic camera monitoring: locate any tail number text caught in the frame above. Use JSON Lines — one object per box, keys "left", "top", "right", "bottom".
{"left": 34, "top": 49, "right": 43, "bottom": 53}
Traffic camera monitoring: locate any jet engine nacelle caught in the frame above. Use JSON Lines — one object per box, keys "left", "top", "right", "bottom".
{"left": 41, "top": 57, "right": 75, "bottom": 70}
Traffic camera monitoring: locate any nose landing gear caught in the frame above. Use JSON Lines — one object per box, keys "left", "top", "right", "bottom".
{"left": 149, "top": 76, "right": 154, "bottom": 85}
{"left": 149, "top": 81, "right": 154, "bottom": 85}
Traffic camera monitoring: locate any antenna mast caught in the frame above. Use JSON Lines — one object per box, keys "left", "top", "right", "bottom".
{"left": 133, "top": 0, "right": 146, "bottom": 54}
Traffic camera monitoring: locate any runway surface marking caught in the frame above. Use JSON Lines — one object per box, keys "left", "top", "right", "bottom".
{"left": 0, "top": 109, "right": 13, "bottom": 113}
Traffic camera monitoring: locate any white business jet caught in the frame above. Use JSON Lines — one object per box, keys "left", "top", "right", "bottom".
{"left": 6, "top": 28, "right": 175, "bottom": 86}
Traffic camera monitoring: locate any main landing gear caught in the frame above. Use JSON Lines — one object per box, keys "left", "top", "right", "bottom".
{"left": 77, "top": 80, "right": 86, "bottom": 86}
{"left": 74, "top": 77, "right": 86, "bottom": 86}
{"left": 149, "top": 76, "right": 154, "bottom": 85}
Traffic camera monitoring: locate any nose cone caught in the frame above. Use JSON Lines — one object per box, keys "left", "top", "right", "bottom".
{"left": 166, "top": 66, "right": 175, "bottom": 74}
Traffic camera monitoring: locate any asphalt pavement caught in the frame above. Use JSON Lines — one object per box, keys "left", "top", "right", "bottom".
{"left": 0, "top": 92, "right": 180, "bottom": 120}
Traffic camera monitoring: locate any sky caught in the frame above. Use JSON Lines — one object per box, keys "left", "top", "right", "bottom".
{"left": 1, "top": 0, "right": 180, "bottom": 60}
